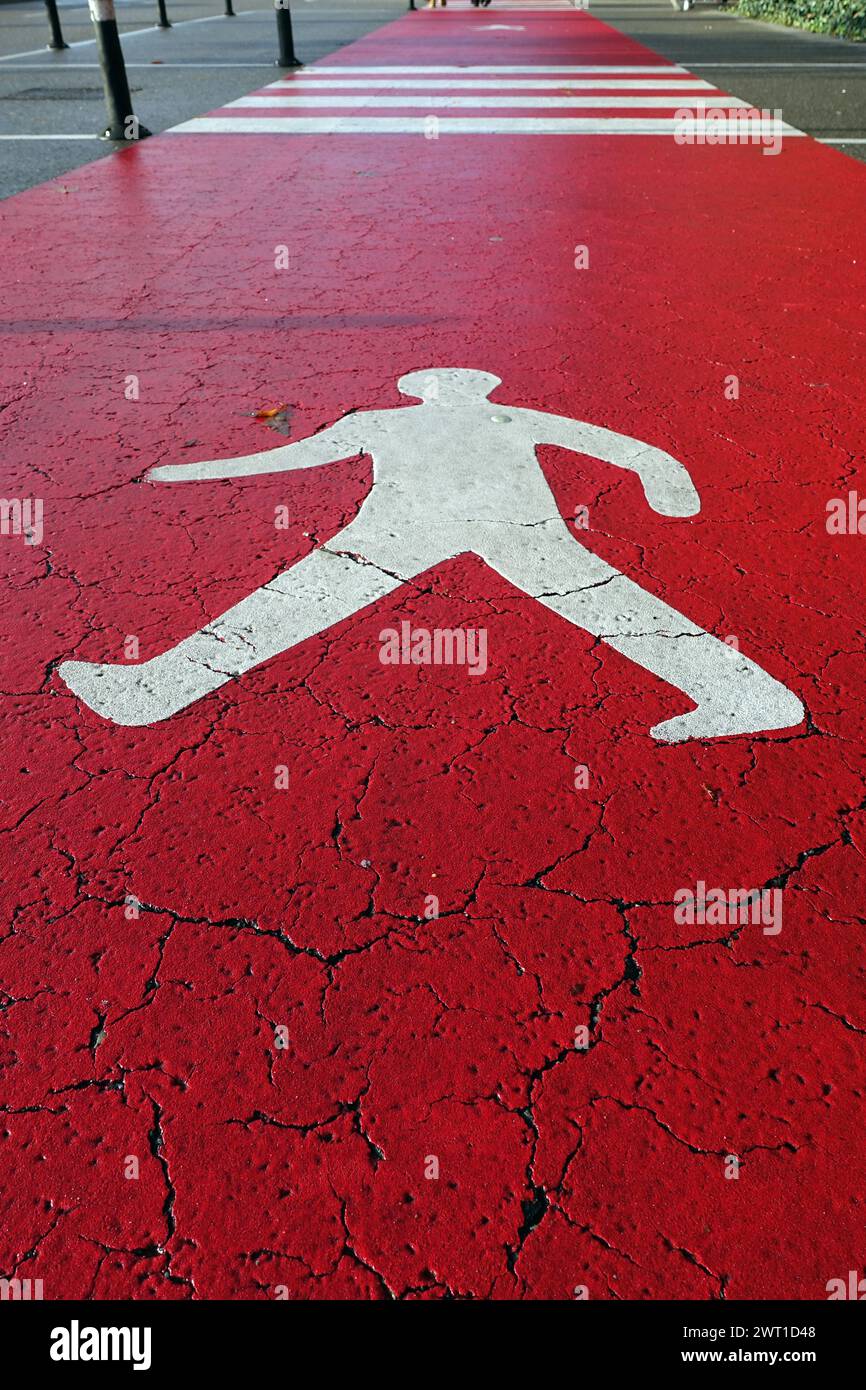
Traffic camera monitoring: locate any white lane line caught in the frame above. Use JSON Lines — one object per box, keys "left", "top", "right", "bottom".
{"left": 0, "top": 63, "right": 281, "bottom": 70}
{"left": 691, "top": 62, "right": 866, "bottom": 69}
{"left": 170, "top": 115, "right": 805, "bottom": 135}
{"left": 0, "top": 133, "right": 98, "bottom": 139}
{"left": 0, "top": 10, "right": 259, "bottom": 63}
{"left": 275, "top": 77, "right": 717, "bottom": 89}
{"left": 303, "top": 65, "right": 692, "bottom": 74}
{"left": 229, "top": 94, "right": 747, "bottom": 109}
{"left": 818, "top": 137, "right": 866, "bottom": 143}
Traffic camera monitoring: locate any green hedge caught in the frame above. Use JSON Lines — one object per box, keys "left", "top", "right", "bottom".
{"left": 737, "top": 0, "right": 866, "bottom": 38}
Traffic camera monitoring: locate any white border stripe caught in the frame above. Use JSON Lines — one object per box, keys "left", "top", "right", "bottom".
{"left": 170, "top": 116, "right": 804, "bottom": 136}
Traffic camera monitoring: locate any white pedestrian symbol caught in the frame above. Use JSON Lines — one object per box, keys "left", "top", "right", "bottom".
{"left": 59, "top": 369, "right": 803, "bottom": 741}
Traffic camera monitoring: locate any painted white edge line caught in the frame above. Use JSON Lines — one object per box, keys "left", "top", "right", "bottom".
{"left": 0, "top": 133, "right": 99, "bottom": 139}
{"left": 0, "top": 63, "right": 280, "bottom": 70}
{"left": 691, "top": 62, "right": 866, "bottom": 69}
{"left": 0, "top": 9, "right": 260, "bottom": 63}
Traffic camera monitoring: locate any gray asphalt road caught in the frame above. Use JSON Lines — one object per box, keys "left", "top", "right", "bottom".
{"left": 0, "top": 0, "right": 406, "bottom": 195}
{"left": 598, "top": 1, "right": 866, "bottom": 161}
{"left": 0, "top": 0, "right": 864, "bottom": 199}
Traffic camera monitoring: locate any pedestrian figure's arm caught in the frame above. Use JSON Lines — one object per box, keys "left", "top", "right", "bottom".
{"left": 148, "top": 419, "right": 362, "bottom": 482}
{"left": 537, "top": 415, "right": 700, "bottom": 517}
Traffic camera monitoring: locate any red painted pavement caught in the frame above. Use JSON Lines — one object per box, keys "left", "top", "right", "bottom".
{"left": 1, "top": 5, "right": 865, "bottom": 1300}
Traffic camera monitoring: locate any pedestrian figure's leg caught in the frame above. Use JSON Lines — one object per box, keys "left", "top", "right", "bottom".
{"left": 481, "top": 523, "right": 803, "bottom": 742}
{"left": 59, "top": 545, "right": 406, "bottom": 726}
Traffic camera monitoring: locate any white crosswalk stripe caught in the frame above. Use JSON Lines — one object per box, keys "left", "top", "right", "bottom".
{"left": 273, "top": 78, "right": 718, "bottom": 90}
{"left": 169, "top": 64, "right": 802, "bottom": 139}
{"left": 172, "top": 116, "right": 803, "bottom": 136}
{"left": 227, "top": 95, "right": 750, "bottom": 110}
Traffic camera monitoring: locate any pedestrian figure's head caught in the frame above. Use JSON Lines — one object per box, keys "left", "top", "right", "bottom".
{"left": 397, "top": 368, "right": 502, "bottom": 404}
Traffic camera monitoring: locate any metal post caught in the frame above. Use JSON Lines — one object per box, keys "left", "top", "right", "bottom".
{"left": 274, "top": 0, "right": 301, "bottom": 67}
{"left": 224, "top": 0, "right": 235, "bottom": 13}
{"left": 44, "top": 0, "right": 69, "bottom": 49}
{"left": 88, "top": 0, "right": 151, "bottom": 140}
{"left": 408, "top": 0, "right": 416, "bottom": 9}
{"left": 156, "top": 0, "right": 171, "bottom": 27}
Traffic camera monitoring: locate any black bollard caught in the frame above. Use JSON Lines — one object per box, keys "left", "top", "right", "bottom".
{"left": 88, "top": 0, "right": 151, "bottom": 140}
{"left": 274, "top": 0, "right": 302, "bottom": 68}
{"left": 45, "top": 0, "right": 69, "bottom": 49}
{"left": 156, "top": 0, "right": 171, "bottom": 27}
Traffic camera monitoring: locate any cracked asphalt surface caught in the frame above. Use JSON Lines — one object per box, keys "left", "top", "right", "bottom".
{"left": 1, "top": 4, "right": 865, "bottom": 1302}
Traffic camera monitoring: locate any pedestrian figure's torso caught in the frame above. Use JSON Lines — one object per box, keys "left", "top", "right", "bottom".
{"left": 351, "top": 403, "right": 562, "bottom": 530}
